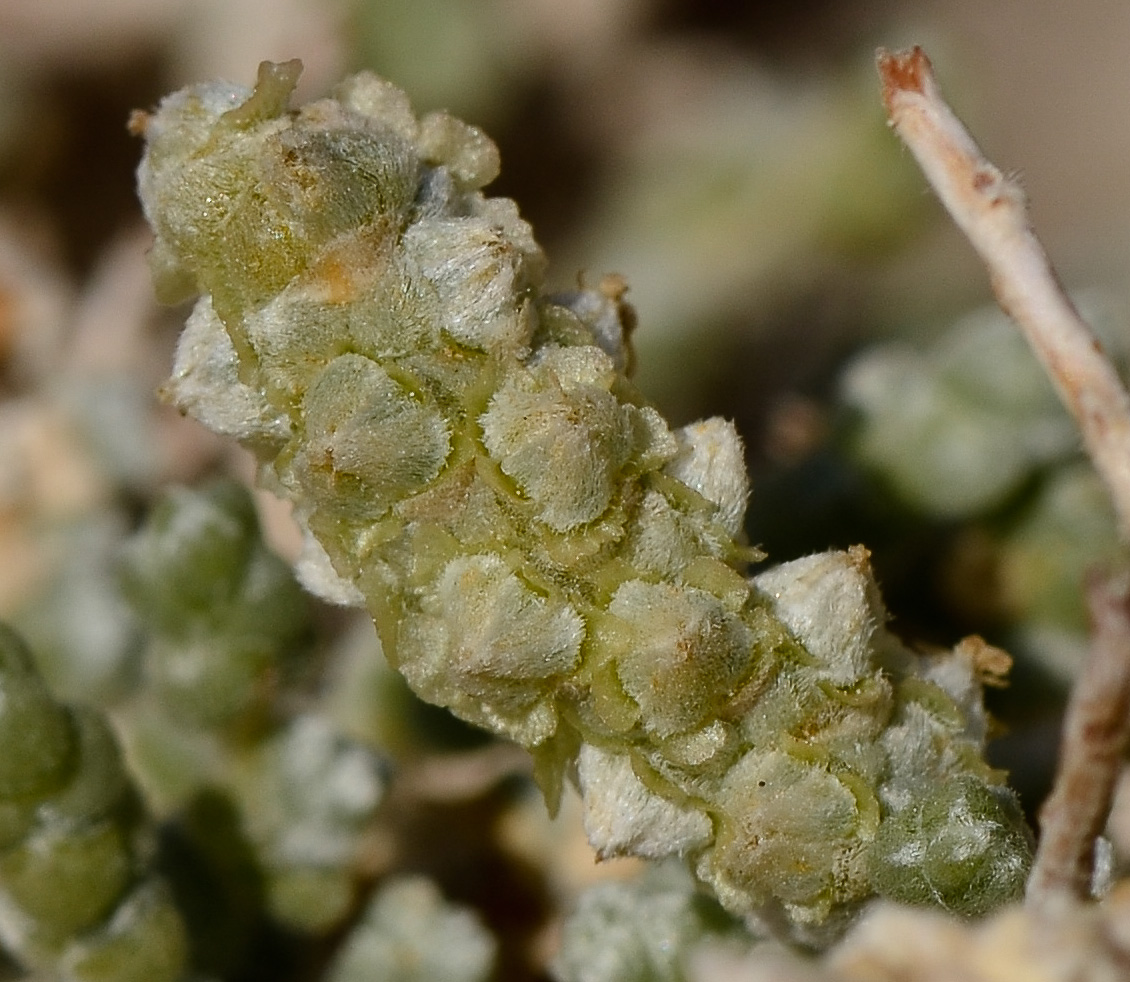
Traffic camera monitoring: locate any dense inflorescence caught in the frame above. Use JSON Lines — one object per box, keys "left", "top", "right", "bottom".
{"left": 136, "top": 60, "right": 1032, "bottom": 938}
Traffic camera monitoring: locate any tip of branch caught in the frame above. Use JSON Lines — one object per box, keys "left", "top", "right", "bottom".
{"left": 127, "top": 108, "right": 151, "bottom": 138}
{"left": 876, "top": 45, "right": 933, "bottom": 114}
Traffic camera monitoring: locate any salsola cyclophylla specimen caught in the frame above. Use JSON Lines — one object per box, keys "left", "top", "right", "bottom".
{"left": 134, "top": 60, "right": 1031, "bottom": 936}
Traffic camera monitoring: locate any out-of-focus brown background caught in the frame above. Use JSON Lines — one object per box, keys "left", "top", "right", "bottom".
{"left": 4, "top": 0, "right": 1129, "bottom": 404}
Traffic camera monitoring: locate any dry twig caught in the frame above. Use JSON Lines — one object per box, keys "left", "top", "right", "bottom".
{"left": 877, "top": 46, "right": 1130, "bottom": 538}
{"left": 877, "top": 45, "right": 1130, "bottom": 911}
{"left": 1026, "top": 572, "right": 1130, "bottom": 908}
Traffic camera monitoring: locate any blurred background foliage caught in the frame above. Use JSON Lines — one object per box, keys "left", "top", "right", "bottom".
{"left": 1, "top": 0, "right": 1130, "bottom": 979}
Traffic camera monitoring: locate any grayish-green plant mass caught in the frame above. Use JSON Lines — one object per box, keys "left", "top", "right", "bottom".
{"left": 118, "top": 481, "right": 387, "bottom": 934}
{"left": 0, "top": 625, "right": 187, "bottom": 982}
{"left": 325, "top": 876, "right": 496, "bottom": 982}
{"left": 134, "top": 60, "right": 1032, "bottom": 939}
{"left": 841, "top": 299, "right": 1128, "bottom": 519}
{"left": 119, "top": 480, "right": 310, "bottom": 732}
{"left": 552, "top": 862, "right": 740, "bottom": 982}
{"left": 840, "top": 303, "right": 1124, "bottom": 680}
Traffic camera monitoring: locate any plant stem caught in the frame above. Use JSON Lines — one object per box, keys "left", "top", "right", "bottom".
{"left": 1027, "top": 572, "right": 1130, "bottom": 909}
{"left": 877, "top": 46, "right": 1130, "bottom": 539}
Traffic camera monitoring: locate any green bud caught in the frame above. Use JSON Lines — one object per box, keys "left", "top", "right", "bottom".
{"left": 39, "top": 709, "right": 129, "bottom": 826}
{"left": 121, "top": 480, "right": 309, "bottom": 726}
{"left": 606, "top": 580, "right": 756, "bottom": 738}
{"left": 0, "top": 624, "right": 76, "bottom": 802}
{"left": 119, "top": 482, "right": 259, "bottom": 630}
{"left": 294, "top": 353, "right": 452, "bottom": 522}
{"left": 0, "top": 819, "right": 132, "bottom": 939}
{"left": 400, "top": 553, "right": 585, "bottom": 745}
{"left": 869, "top": 777, "right": 1032, "bottom": 915}
{"left": 62, "top": 882, "right": 188, "bottom": 982}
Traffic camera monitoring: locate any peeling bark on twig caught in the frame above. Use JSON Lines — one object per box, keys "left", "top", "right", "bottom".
{"left": 877, "top": 46, "right": 1130, "bottom": 539}
{"left": 1027, "top": 572, "right": 1130, "bottom": 909}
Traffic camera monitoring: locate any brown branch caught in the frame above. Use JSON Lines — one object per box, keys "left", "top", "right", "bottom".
{"left": 391, "top": 742, "right": 532, "bottom": 803}
{"left": 877, "top": 46, "right": 1130, "bottom": 539}
{"left": 1026, "top": 571, "right": 1130, "bottom": 909}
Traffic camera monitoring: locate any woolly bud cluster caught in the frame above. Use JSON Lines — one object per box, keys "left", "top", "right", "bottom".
{"left": 136, "top": 61, "right": 1031, "bottom": 937}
